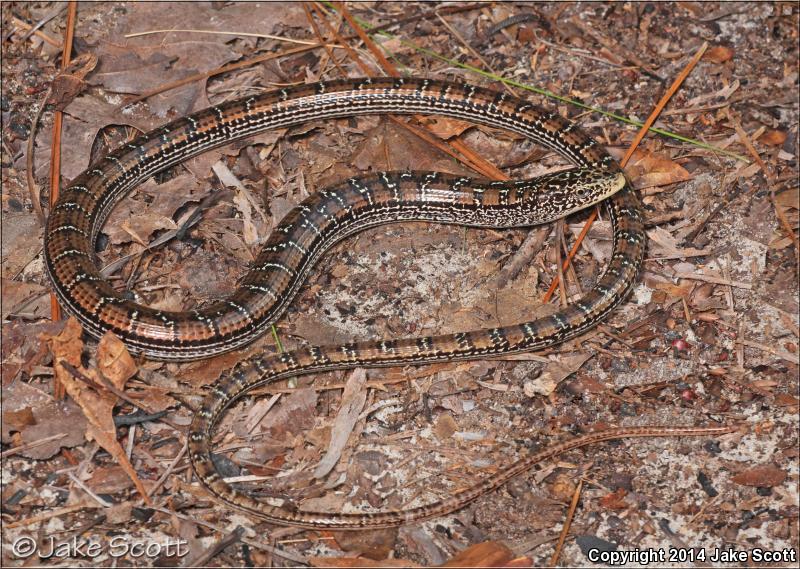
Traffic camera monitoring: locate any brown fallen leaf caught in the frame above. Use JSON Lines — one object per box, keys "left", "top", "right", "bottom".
{"left": 439, "top": 541, "right": 515, "bottom": 567}
{"left": 116, "top": 214, "right": 177, "bottom": 246}
{"left": 333, "top": 528, "right": 399, "bottom": 562}
{"left": 50, "top": 318, "right": 151, "bottom": 504}
{"left": 88, "top": 465, "right": 135, "bottom": 495}
{"left": 3, "top": 407, "right": 36, "bottom": 432}
{"left": 314, "top": 368, "right": 367, "bottom": 479}
{"left": 774, "top": 394, "right": 800, "bottom": 408}
{"left": 0, "top": 381, "right": 87, "bottom": 459}
{"left": 257, "top": 386, "right": 317, "bottom": 441}
{"left": 1, "top": 278, "right": 49, "bottom": 320}
{"left": 702, "top": 45, "right": 734, "bottom": 64}
{"left": 775, "top": 187, "right": 799, "bottom": 210}
{"left": 525, "top": 353, "right": 592, "bottom": 396}
{"left": 46, "top": 53, "right": 98, "bottom": 111}
{"left": 433, "top": 412, "right": 458, "bottom": 441}
{"left": 96, "top": 329, "right": 138, "bottom": 388}
{"left": 599, "top": 488, "right": 629, "bottom": 510}
{"left": 609, "top": 147, "right": 692, "bottom": 189}
{"left": 760, "top": 129, "right": 788, "bottom": 146}
{"left": 731, "top": 464, "right": 787, "bottom": 487}
{"left": 418, "top": 116, "right": 475, "bottom": 139}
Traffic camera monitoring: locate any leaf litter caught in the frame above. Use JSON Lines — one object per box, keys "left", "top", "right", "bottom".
{"left": 1, "top": 2, "right": 798, "bottom": 566}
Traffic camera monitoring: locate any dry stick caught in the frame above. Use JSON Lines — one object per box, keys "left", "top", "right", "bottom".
{"left": 554, "top": 220, "right": 569, "bottom": 306}
{"left": 49, "top": 1, "right": 78, "bottom": 397}
{"left": 125, "top": 28, "right": 319, "bottom": 45}
{"left": 11, "top": 15, "right": 62, "bottom": 47}
{"left": 541, "top": 42, "right": 709, "bottom": 303}
{"left": 495, "top": 226, "right": 552, "bottom": 288}
{"left": 334, "top": 1, "right": 396, "bottom": 74}
{"left": 550, "top": 478, "right": 584, "bottom": 566}
{"left": 16, "top": 3, "right": 67, "bottom": 43}
{"left": 0, "top": 433, "right": 67, "bottom": 458}
{"left": 26, "top": 98, "right": 48, "bottom": 223}
{"left": 771, "top": 196, "right": 800, "bottom": 267}
{"left": 185, "top": 526, "right": 245, "bottom": 567}
{"left": 560, "top": 218, "right": 583, "bottom": 295}
{"left": 5, "top": 504, "right": 100, "bottom": 529}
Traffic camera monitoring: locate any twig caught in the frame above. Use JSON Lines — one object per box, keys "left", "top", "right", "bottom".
{"left": 67, "top": 471, "right": 114, "bottom": 507}
{"left": 17, "top": 3, "right": 67, "bottom": 43}
{"left": 185, "top": 526, "right": 245, "bottom": 567}
{"left": 682, "top": 183, "right": 742, "bottom": 246}
{"left": 26, "top": 93, "right": 49, "bottom": 223}
{"left": 0, "top": 433, "right": 67, "bottom": 458}
{"left": 10, "top": 16, "right": 61, "bottom": 47}
{"left": 49, "top": 1, "right": 78, "bottom": 392}
{"left": 304, "top": 2, "right": 347, "bottom": 75}
{"left": 550, "top": 479, "right": 583, "bottom": 566}
{"left": 125, "top": 28, "right": 319, "bottom": 45}
{"left": 672, "top": 271, "right": 752, "bottom": 289}
{"left": 771, "top": 192, "right": 800, "bottom": 267}
{"left": 725, "top": 108, "right": 773, "bottom": 182}
{"left": 737, "top": 339, "right": 799, "bottom": 365}
{"left": 5, "top": 504, "right": 99, "bottom": 529}
{"left": 554, "top": 220, "right": 569, "bottom": 305}
{"left": 496, "top": 226, "right": 552, "bottom": 289}
{"left": 146, "top": 440, "right": 188, "bottom": 497}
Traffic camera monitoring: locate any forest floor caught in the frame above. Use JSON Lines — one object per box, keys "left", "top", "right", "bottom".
{"left": 1, "top": 2, "right": 798, "bottom": 567}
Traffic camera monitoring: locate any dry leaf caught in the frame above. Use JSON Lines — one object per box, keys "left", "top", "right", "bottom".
{"left": 314, "top": 368, "right": 367, "bottom": 479}
{"left": 97, "top": 332, "right": 138, "bottom": 389}
{"left": 775, "top": 187, "right": 799, "bottom": 210}
{"left": 760, "top": 130, "right": 788, "bottom": 146}
{"left": 526, "top": 353, "right": 592, "bottom": 396}
{"left": 419, "top": 116, "right": 475, "bottom": 139}
{"left": 433, "top": 412, "right": 458, "bottom": 440}
{"left": 731, "top": 465, "right": 787, "bottom": 487}
{"left": 599, "top": 488, "right": 629, "bottom": 510}
{"left": 703, "top": 45, "right": 734, "bottom": 63}
{"left": 212, "top": 161, "right": 266, "bottom": 249}
{"left": 0, "top": 381, "right": 87, "bottom": 459}
{"left": 259, "top": 386, "right": 317, "bottom": 441}
{"left": 50, "top": 319, "right": 151, "bottom": 504}
{"left": 439, "top": 541, "right": 515, "bottom": 567}
{"left": 46, "top": 53, "right": 98, "bottom": 110}
{"left": 609, "top": 148, "right": 692, "bottom": 189}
